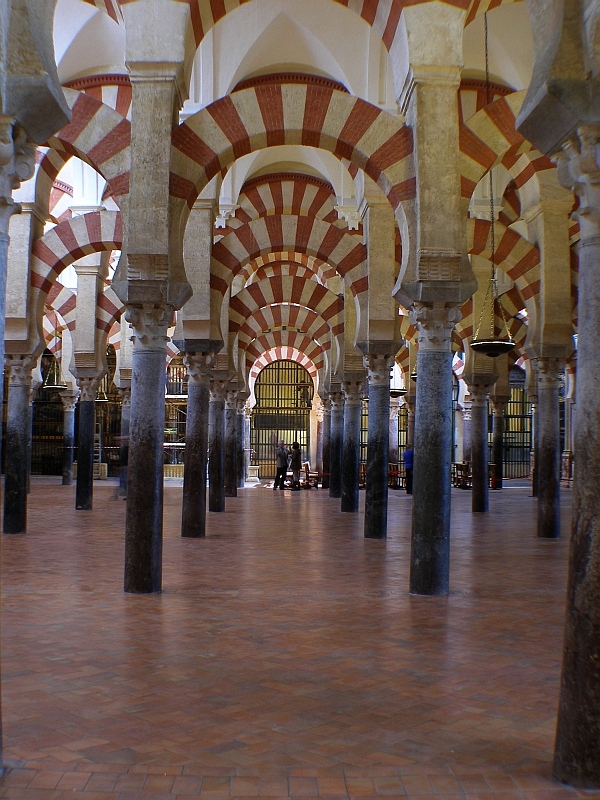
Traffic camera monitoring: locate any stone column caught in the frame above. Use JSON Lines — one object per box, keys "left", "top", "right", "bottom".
{"left": 244, "top": 406, "right": 252, "bottom": 481}
{"left": 389, "top": 398, "right": 400, "bottom": 464}
{"left": 224, "top": 388, "right": 238, "bottom": 498}
{"left": 209, "top": 379, "right": 226, "bottom": 512}
{"left": 321, "top": 397, "right": 331, "bottom": 489}
{"left": 364, "top": 355, "right": 394, "bottom": 539}
{"left": 341, "top": 379, "right": 363, "bottom": 513}
{"left": 328, "top": 390, "right": 344, "bottom": 499}
{"left": 405, "top": 399, "right": 415, "bottom": 449}
{"left": 462, "top": 400, "right": 472, "bottom": 463}
{"left": 75, "top": 377, "right": 98, "bottom": 511}
{"left": 181, "top": 353, "right": 212, "bottom": 537}
{"left": 3, "top": 355, "right": 34, "bottom": 534}
{"left": 529, "top": 393, "right": 538, "bottom": 497}
{"left": 315, "top": 404, "right": 324, "bottom": 475}
{"left": 237, "top": 400, "right": 246, "bottom": 488}
{"left": 60, "top": 393, "right": 78, "bottom": 486}
{"left": 123, "top": 304, "right": 172, "bottom": 594}
{"left": 410, "top": 305, "right": 459, "bottom": 596}
{"left": 536, "top": 357, "right": 563, "bottom": 539}
{"left": 118, "top": 387, "right": 131, "bottom": 498}
{"left": 491, "top": 398, "right": 508, "bottom": 490}
{"left": 469, "top": 383, "right": 492, "bottom": 513}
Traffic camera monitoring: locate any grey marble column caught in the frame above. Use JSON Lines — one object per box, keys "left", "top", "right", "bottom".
{"left": 529, "top": 393, "right": 538, "bottom": 497}
{"left": 364, "top": 355, "right": 394, "bottom": 539}
{"left": 209, "top": 380, "right": 226, "bottom": 512}
{"left": 405, "top": 399, "right": 415, "bottom": 449}
{"left": 469, "top": 383, "right": 492, "bottom": 513}
{"left": 389, "top": 398, "right": 400, "bottom": 464}
{"left": 410, "top": 305, "right": 459, "bottom": 596}
{"left": 462, "top": 400, "right": 472, "bottom": 463}
{"left": 536, "top": 358, "right": 562, "bottom": 539}
{"left": 551, "top": 135, "right": 600, "bottom": 786}
{"left": 328, "top": 391, "right": 344, "bottom": 499}
{"left": 321, "top": 398, "right": 331, "bottom": 489}
{"left": 491, "top": 398, "right": 507, "bottom": 490}
{"left": 118, "top": 387, "right": 131, "bottom": 498}
{"left": 3, "top": 356, "right": 34, "bottom": 534}
{"left": 181, "top": 353, "right": 212, "bottom": 538}
{"left": 341, "top": 379, "right": 363, "bottom": 513}
{"left": 75, "top": 378, "right": 98, "bottom": 511}
{"left": 60, "top": 393, "right": 78, "bottom": 486}
{"left": 315, "top": 405, "right": 324, "bottom": 475}
{"left": 123, "top": 304, "right": 172, "bottom": 594}
{"left": 224, "top": 389, "right": 238, "bottom": 498}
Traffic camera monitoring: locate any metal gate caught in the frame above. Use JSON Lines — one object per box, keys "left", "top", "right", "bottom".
{"left": 250, "top": 360, "right": 312, "bottom": 478}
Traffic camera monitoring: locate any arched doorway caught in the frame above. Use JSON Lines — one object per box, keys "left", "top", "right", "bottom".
{"left": 251, "top": 360, "right": 313, "bottom": 478}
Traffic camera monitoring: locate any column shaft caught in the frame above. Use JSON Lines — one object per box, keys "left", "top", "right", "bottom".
{"left": 470, "top": 389, "right": 490, "bottom": 513}
{"left": 491, "top": 401, "right": 506, "bottom": 490}
{"left": 3, "top": 375, "right": 31, "bottom": 533}
{"left": 329, "top": 394, "right": 344, "bottom": 498}
{"left": 123, "top": 306, "right": 171, "bottom": 594}
{"left": 537, "top": 359, "right": 561, "bottom": 538}
{"left": 209, "top": 386, "right": 226, "bottom": 512}
{"left": 182, "top": 378, "right": 209, "bottom": 537}
{"left": 119, "top": 391, "right": 131, "bottom": 498}
{"left": 61, "top": 398, "right": 77, "bottom": 486}
{"left": 75, "top": 399, "right": 95, "bottom": 511}
{"left": 364, "top": 374, "right": 391, "bottom": 539}
{"left": 341, "top": 387, "right": 362, "bottom": 513}
{"left": 237, "top": 410, "right": 245, "bottom": 488}
{"left": 224, "top": 394, "right": 238, "bottom": 498}
{"left": 321, "top": 402, "right": 331, "bottom": 489}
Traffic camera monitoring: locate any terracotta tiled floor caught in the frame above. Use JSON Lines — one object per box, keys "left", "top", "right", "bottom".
{"left": 0, "top": 479, "right": 595, "bottom": 800}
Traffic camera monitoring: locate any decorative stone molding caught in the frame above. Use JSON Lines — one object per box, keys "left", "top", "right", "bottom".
{"left": 535, "top": 357, "right": 564, "bottom": 389}
{"left": 209, "top": 379, "right": 227, "bottom": 403}
{"left": 60, "top": 393, "right": 80, "bottom": 413}
{"left": 335, "top": 204, "right": 362, "bottom": 231}
{"left": 126, "top": 303, "right": 173, "bottom": 352}
{"left": 411, "top": 304, "right": 460, "bottom": 353}
{"left": 329, "top": 391, "right": 344, "bottom": 410}
{"left": 389, "top": 398, "right": 400, "bottom": 422}
{"left": 468, "top": 384, "right": 491, "bottom": 408}
{"left": 461, "top": 401, "right": 472, "bottom": 422}
{"left": 555, "top": 125, "right": 600, "bottom": 242}
{"left": 0, "top": 122, "right": 36, "bottom": 234}
{"left": 77, "top": 376, "right": 101, "bottom": 403}
{"left": 215, "top": 204, "right": 240, "bottom": 228}
{"left": 363, "top": 354, "right": 394, "bottom": 385}
{"left": 184, "top": 352, "right": 215, "bottom": 386}
{"left": 118, "top": 386, "right": 131, "bottom": 408}
{"left": 342, "top": 381, "right": 364, "bottom": 406}
{"left": 225, "top": 389, "right": 238, "bottom": 410}
{"left": 236, "top": 398, "right": 248, "bottom": 414}
{"left": 5, "top": 354, "right": 36, "bottom": 387}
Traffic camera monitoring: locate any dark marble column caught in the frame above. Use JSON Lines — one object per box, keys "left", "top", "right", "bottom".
{"left": 181, "top": 353, "right": 212, "bottom": 537}
{"left": 364, "top": 354, "right": 394, "bottom": 539}
{"left": 388, "top": 398, "right": 400, "bottom": 464}
{"left": 75, "top": 378, "right": 98, "bottom": 511}
{"left": 529, "top": 392, "right": 538, "bottom": 497}
{"left": 469, "top": 383, "right": 492, "bottom": 513}
{"left": 405, "top": 399, "right": 415, "bottom": 448}
{"left": 321, "top": 398, "right": 331, "bottom": 489}
{"left": 462, "top": 400, "right": 472, "bottom": 463}
{"left": 491, "top": 398, "right": 507, "bottom": 490}
{"left": 315, "top": 406, "right": 324, "bottom": 475}
{"left": 243, "top": 407, "right": 251, "bottom": 484}
{"left": 224, "top": 389, "right": 238, "bottom": 498}
{"left": 328, "top": 390, "right": 344, "bottom": 499}
{"left": 123, "top": 304, "right": 172, "bottom": 594}
{"left": 551, "top": 150, "right": 600, "bottom": 783}
{"left": 341, "top": 379, "right": 363, "bottom": 513}
{"left": 209, "top": 379, "right": 226, "bottom": 512}
{"left": 536, "top": 357, "right": 562, "bottom": 539}
{"left": 118, "top": 387, "right": 131, "bottom": 498}
{"left": 60, "top": 393, "right": 78, "bottom": 486}
{"left": 3, "top": 356, "right": 33, "bottom": 534}
{"left": 410, "top": 305, "right": 459, "bottom": 596}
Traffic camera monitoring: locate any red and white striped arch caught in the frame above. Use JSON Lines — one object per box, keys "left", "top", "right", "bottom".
{"left": 63, "top": 74, "right": 132, "bottom": 120}
{"left": 229, "top": 276, "right": 343, "bottom": 335}
{"left": 229, "top": 174, "right": 342, "bottom": 230}
{"left": 171, "top": 84, "right": 414, "bottom": 215}
{"left": 244, "top": 332, "right": 326, "bottom": 375}
{"left": 245, "top": 262, "right": 326, "bottom": 288}
{"left": 249, "top": 348, "right": 319, "bottom": 386}
{"left": 212, "top": 215, "right": 368, "bottom": 299}
{"left": 238, "top": 304, "right": 335, "bottom": 351}
{"left": 97, "top": 286, "right": 124, "bottom": 337}
{"left": 238, "top": 252, "right": 331, "bottom": 287}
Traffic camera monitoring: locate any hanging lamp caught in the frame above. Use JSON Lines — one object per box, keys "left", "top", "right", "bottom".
{"left": 470, "top": 13, "right": 515, "bottom": 359}
{"left": 43, "top": 357, "right": 67, "bottom": 391}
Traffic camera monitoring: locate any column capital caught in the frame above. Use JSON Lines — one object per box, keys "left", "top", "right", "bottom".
{"left": 0, "top": 122, "right": 36, "bottom": 234}
{"left": 118, "top": 386, "right": 132, "bottom": 408}
{"left": 4, "top": 354, "right": 36, "bottom": 387}
{"left": 77, "top": 375, "right": 101, "bottom": 402}
{"left": 209, "top": 378, "right": 227, "bottom": 403}
{"left": 225, "top": 388, "right": 238, "bottom": 410}
{"left": 491, "top": 398, "right": 508, "bottom": 416}
{"left": 389, "top": 400, "right": 400, "bottom": 422}
{"left": 126, "top": 303, "right": 174, "bottom": 353}
{"left": 555, "top": 125, "right": 600, "bottom": 242}
{"left": 60, "top": 392, "right": 80, "bottom": 412}
{"left": 329, "top": 390, "right": 344, "bottom": 410}
{"left": 535, "top": 357, "right": 564, "bottom": 388}
{"left": 236, "top": 397, "right": 248, "bottom": 414}
{"left": 411, "top": 304, "right": 460, "bottom": 353}
{"left": 467, "top": 382, "right": 493, "bottom": 407}
{"left": 363, "top": 353, "right": 394, "bottom": 385}
{"left": 184, "top": 351, "right": 215, "bottom": 386}
{"left": 342, "top": 380, "right": 364, "bottom": 406}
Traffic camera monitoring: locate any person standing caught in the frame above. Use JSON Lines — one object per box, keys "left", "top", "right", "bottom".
{"left": 274, "top": 440, "right": 289, "bottom": 490}
{"left": 404, "top": 447, "right": 414, "bottom": 495}
{"left": 289, "top": 442, "right": 302, "bottom": 490}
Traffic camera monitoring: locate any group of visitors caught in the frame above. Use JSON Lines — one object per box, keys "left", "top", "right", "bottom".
{"left": 274, "top": 440, "right": 303, "bottom": 491}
